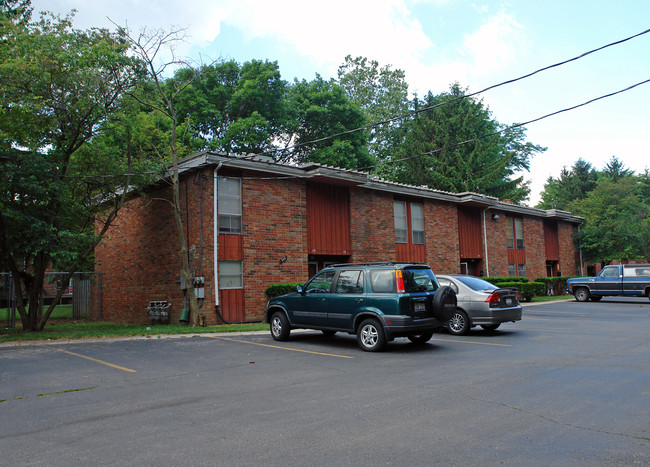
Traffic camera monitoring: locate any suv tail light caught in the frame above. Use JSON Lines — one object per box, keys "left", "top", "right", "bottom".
{"left": 395, "top": 270, "right": 405, "bottom": 293}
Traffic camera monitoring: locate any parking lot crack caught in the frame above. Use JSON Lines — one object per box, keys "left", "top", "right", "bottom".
{"left": 469, "top": 395, "right": 649, "bottom": 442}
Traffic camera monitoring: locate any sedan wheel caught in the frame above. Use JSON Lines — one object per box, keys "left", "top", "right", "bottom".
{"left": 447, "top": 309, "right": 470, "bottom": 335}
{"left": 357, "top": 319, "right": 386, "bottom": 352}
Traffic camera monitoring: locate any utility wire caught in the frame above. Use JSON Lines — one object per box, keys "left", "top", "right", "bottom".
{"left": 270, "top": 27, "right": 650, "bottom": 156}
{"left": 361, "top": 77, "right": 650, "bottom": 170}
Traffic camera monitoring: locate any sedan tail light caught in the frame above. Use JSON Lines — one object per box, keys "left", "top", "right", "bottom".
{"left": 485, "top": 292, "right": 500, "bottom": 304}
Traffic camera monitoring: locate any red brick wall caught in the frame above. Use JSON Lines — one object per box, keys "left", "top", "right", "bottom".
{"left": 240, "top": 176, "right": 308, "bottom": 319}
{"left": 95, "top": 168, "right": 216, "bottom": 324}
{"left": 349, "top": 188, "right": 396, "bottom": 262}
{"left": 485, "top": 212, "right": 507, "bottom": 277}
{"left": 558, "top": 222, "right": 578, "bottom": 276}
{"left": 524, "top": 216, "right": 546, "bottom": 279}
{"left": 425, "top": 201, "right": 460, "bottom": 274}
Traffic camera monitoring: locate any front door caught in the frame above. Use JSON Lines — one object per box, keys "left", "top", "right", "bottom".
{"left": 293, "top": 269, "right": 335, "bottom": 326}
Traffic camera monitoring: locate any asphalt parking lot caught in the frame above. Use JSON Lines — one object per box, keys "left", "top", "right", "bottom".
{"left": 1, "top": 298, "right": 649, "bottom": 466}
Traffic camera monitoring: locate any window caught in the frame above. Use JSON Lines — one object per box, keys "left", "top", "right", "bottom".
{"left": 393, "top": 201, "right": 407, "bottom": 243}
{"left": 305, "top": 270, "right": 336, "bottom": 294}
{"left": 218, "top": 176, "right": 242, "bottom": 233}
{"left": 219, "top": 261, "right": 243, "bottom": 289}
{"left": 411, "top": 203, "right": 425, "bottom": 244}
{"left": 508, "top": 264, "right": 516, "bottom": 277}
{"left": 517, "top": 263, "right": 526, "bottom": 277}
{"left": 335, "top": 270, "right": 364, "bottom": 294}
{"left": 506, "top": 216, "right": 524, "bottom": 249}
{"left": 515, "top": 218, "right": 524, "bottom": 249}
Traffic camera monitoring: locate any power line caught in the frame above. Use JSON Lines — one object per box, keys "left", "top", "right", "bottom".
{"left": 270, "top": 27, "right": 650, "bottom": 156}
{"left": 361, "top": 77, "right": 650, "bottom": 170}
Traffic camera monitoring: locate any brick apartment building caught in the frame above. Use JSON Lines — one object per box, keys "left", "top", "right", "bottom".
{"left": 94, "top": 151, "right": 583, "bottom": 325}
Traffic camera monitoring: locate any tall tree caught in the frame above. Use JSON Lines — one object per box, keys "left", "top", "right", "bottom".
{"left": 392, "top": 83, "right": 542, "bottom": 202}
{"left": 120, "top": 25, "right": 217, "bottom": 327}
{"left": 0, "top": 10, "right": 143, "bottom": 331}
{"left": 174, "top": 59, "right": 291, "bottom": 154}
{"left": 536, "top": 158, "right": 598, "bottom": 210}
{"left": 573, "top": 176, "right": 650, "bottom": 264}
{"left": 337, "top": 55, "right": 409, "bottom": 173}
{"left": 600, "top": 155, "right": 634, "bottom": 182}
{"left": 285, "top": 75, "right": 372, "bottom": 169}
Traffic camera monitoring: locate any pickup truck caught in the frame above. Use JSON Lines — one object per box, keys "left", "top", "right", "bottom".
{"left": 567, "top": 264, "right": 650, "bottom": 302}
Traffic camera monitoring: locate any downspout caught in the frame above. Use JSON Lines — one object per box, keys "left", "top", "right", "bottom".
{"left": 213, "top": 163, "right": 223, "bottom": 311}
{"left": 482, "top": 207, "right": 491, "bottom": 277}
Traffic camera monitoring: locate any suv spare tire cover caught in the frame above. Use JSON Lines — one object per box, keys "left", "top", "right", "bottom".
{"left": 432, "top": 286, "right": 457, "bottom": 322}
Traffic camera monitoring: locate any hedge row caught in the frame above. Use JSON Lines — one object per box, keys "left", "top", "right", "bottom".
{"left": 265, "top": 283, "right": 301, "bottom": 299}
{"left": 264, "top": 276, "right": 580, "bottom": 301}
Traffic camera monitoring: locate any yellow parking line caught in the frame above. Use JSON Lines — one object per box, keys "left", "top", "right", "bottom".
{"left": 56, "top": 349, "right": 137, "bottom": 373}
{"left": 207, "top": 335, "right": 354, "bottom": 359}
{"left": 429, "top": 337, "right": 511, "bottom": 347}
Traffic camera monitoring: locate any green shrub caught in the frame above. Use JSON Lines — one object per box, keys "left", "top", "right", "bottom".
{"left": 265, "top": 283, "right": 301, "bottom": 299}
{"left": 494, "top": 281, "right": 545, "bottom": 301}
{"left": 535, "top": 276, "right": 572, "bottom": 296}
{"left": 487, "top": 276, "right": 529, "bottom": 285}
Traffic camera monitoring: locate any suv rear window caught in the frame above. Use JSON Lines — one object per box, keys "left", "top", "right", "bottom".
{"left": 403, "top": 268, "right": 438, "bottom": 292}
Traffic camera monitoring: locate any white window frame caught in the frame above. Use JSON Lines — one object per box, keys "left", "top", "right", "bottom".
{"left": 218, "top": 176, "right": 242, "bottom": 234}
{"left": 410, "top": 203, "right": 425, "bottom": 245}
{"left": 219, "top": 260, "right": 243, "bottom": 289}
{"left": 393, "top": 200, "right": 408, "bottom": 244}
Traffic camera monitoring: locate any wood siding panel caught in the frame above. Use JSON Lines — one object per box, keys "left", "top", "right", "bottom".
{"left": 507, "top": 249, "right": 526, "bottom": 265}
{"left": 396, "top": 243, "right": 426, "bottom": 262}
{"left": 544, "top": 221, "right": 559, "bottom": 261}
{"left": 220, "top": 289, "right": 244, "bottom": 322}
{"left": 458, "top": 208, "right": 483, "bottom": 258}
{"left": 218, "top": 234, "right": 243, "bottom": 260}
{"left": 307, "top": 183, "right": 351, "bottom": 255}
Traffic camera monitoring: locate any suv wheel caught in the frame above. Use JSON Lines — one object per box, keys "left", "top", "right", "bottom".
{"left": 447, "top": 309, "right": 470, "bottom": 335}
{"left": 357, "top": 318, "right": 386, "bottom": 352}
{"left": 407, "top": 331, "right": 434, "bottom": 345}
{"left": 270, "top": 312, "right": 290, "bottom": 341}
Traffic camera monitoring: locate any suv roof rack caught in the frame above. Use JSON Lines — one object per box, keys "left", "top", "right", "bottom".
{"left": 329, "top": 262, "right": 427, "bottom": 268}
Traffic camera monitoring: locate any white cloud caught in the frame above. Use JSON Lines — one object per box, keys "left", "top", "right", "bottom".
{"left": 463, "top": 10, "right": 525, "bottom": 76}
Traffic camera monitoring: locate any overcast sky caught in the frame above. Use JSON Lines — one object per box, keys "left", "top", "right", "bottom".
{"left": 32, "top": 0, "right": 650, "bottom": 205}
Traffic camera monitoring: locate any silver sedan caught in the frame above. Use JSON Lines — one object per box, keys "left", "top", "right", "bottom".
{"left": 436, "top": 275, "right": 522, "bottom": 335}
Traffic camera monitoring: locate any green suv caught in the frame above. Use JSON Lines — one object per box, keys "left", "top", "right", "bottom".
{"left": 264, "top": 262, "right": 457, "bottom": 351}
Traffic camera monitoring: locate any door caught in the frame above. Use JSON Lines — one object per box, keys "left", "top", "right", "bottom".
{"left": 328, "top": 270, "right": 364, "bottom": 330}
{"left": 593, "top": 266, "right": 621, "bottom": 295}
{"left": 292, "top": 269, "right": 335, "bottom": 326}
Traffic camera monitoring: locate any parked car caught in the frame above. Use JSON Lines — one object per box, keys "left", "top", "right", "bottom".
{"left": 435, "top": 275, "right": 522, "bottom": 335}
{"left": 264, "top": 262, "right": 457, "bottom": 351}
{"left": 567, "top": 264, "right": 650, "bottom": 302}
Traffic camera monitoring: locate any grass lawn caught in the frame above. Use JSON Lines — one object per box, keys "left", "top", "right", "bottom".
{"left": 1, "top": 294, "right": 571, "bottom": 344}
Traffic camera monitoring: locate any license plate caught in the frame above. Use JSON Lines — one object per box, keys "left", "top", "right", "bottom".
{"left": 505, "top": 298, "right": 512, "bottom": 305}
{"left": 414, "top": 302, "right": 426, "bottom": 312}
